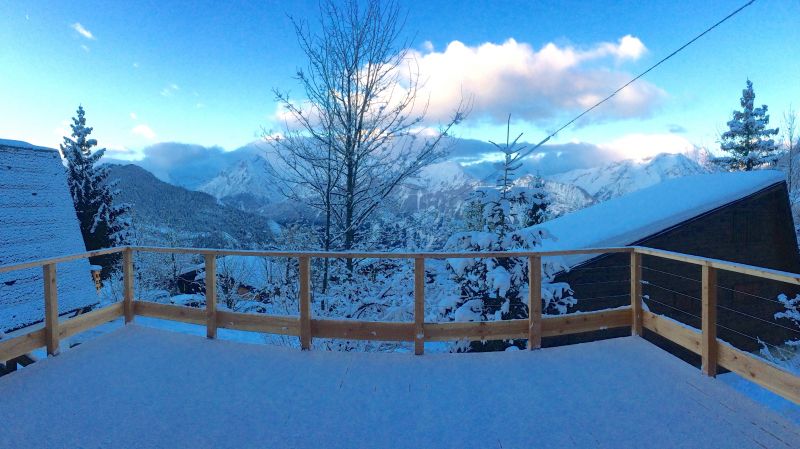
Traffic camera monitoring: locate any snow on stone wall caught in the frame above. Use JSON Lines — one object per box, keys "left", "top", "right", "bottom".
{"left": 0, "top": 142, "right": 98, "bottom": 333}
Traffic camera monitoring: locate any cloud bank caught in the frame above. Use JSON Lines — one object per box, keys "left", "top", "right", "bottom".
{"left": 401, "top": 36, "right": 663, "bottom": 125}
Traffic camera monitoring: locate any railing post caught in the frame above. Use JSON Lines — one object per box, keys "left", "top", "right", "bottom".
{"left": 205, "top": 254, "right": 217, "bottom": 339}
{"left": 299, "top": 256, "right": 311, "bottom": 350}
{"left": 630, "top": 251, "right": 642, "bottom": 336}
{"left": 43, "top": 263, "right": 59, "bottom": 356}
{"left": 528, "top": 255, "right": 542, "bottom": 350}
{"left": 123, "top": 248, "right": 135, "bottom": 323}
{"left": 701, "top": 264, "right": 718, "bottom": 377}
{"left": 414, "top": 257, "right": 425, "bottom": 355}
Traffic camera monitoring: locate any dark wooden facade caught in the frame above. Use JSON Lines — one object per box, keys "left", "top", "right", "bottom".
{"left": 551, "top": 181, "right": 800, "bottom": 355}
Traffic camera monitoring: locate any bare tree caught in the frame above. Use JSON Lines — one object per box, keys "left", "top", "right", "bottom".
{"left": 268, "top": 0, "right": 467, "bottom": 281}
{"left": 783, "top": 106, "right": 797, "bottom": 193}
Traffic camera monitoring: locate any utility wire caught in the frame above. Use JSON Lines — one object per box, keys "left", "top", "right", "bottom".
{"left": 478, "top": 0, "right": 757, "bottom": 184}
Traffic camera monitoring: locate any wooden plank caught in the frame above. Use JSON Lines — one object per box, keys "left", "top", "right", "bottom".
{"left": 0, "top": 247, "right": 126, "bottom": 274}
{"left": 205, "top": 255, "right": 217, "bottom": 339}
{"left": 424, "top": 320, "right": 528, "bottom": 342}
{"left": 43, "top": 264, "right": 59, "bottom": 356}
{"left": 299, "top": 256, "right": 311, "bottom": 350}
{"left": 717, "top": 343, "right": 800, "bottom": 405}
{"left": 630, "top": 252, "right": 642, "bottom": 336}
{"left": 541, "top": 308, "right": 631, "bottom": 337}
{"left": 634, "top": 246, "right": 800, "bottom": 285}
{"left": 216, "top": 311, "right": 300, "bottom": 336}
{"left": 129, "top": 246, "right": 632, "bottom": 260}
{"left": 528, "top": 255, "right": 542, "bottom": 350}
{"left": 133, "top": 301, "right": 206, "bottom": 325}
{"left": 311, "top": 319, "right": 414, "bottom": 341}
{"left": 701, "top": 265, "right": 718, "bottom": 377}
{"left": 0, "top": 328, "right": 46, "bottom": 362}
{"left": 641, "top": 311, "right": 702, "bottom": 355}
{"left": 123, "top": 248, "right": 134, "bottom": 323}
{"left": 59, "top": 303, "right": 123, "bottom": 340}
{"left": 414, "top": 257, "right": 425, "bottom": 355}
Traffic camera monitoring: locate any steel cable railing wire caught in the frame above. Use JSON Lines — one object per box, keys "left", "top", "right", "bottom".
{"left": 715, "top": 321, "right": 797, "bottom": 361}
{"left": 642, "top": 266, "right": 701, "bottom": 284}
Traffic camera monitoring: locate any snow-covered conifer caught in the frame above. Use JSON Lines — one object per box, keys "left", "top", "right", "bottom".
{"left": 715, "top": 80, "right": 779, "bottom": 171}
{"left": 61, "top": 105, "right": 130, "bottom": 277}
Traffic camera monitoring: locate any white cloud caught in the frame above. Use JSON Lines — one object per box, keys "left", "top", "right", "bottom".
{"left": 273, "top": 35, "right": 663, "bottom": 129}
{"left": 160, "top": 84, "right": 180, "bottom": 97}
{"left": 132, "top": 124, "right": 156, "bottom": 140}
{"left": 598, "top": 133, "right": 695, "bottom": 161}
{"left": 130, "top": 112, "right": 137, "bottom": 120}
{"left": 398, "top": 36, "right": 661, "bottom": 126}
{"left": 133, "top": 62, "right": 140, "bottom": 69}
{"left": 71, "top": 23, "right": 94, "bottom": 40}
{"left": 80, "top": 44, "right": 90, "bottom": 53}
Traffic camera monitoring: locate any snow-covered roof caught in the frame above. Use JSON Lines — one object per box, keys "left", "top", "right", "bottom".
{"left": 538, "top": 170, "right": 786, "bottom": 266}
{"left": 0, "top": 141, "right": 98, "bottom": 332}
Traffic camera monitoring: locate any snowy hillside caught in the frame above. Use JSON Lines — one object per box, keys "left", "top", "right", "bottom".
{"left": 396, "top": 161, "right": 478, "bottom": 214}
{"left": 550, "top": 153, "right": 708, "bottom": 202}
{"left": 106, "top": 164, "right": 275, "bottom": 248}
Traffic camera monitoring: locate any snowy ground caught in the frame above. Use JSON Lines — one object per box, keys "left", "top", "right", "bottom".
{"left": 1, "top": 326, "right": 798, "bottom": 449}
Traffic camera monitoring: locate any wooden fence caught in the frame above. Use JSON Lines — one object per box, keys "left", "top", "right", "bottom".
{"left": 0, "top": 245, "right": 799, "bottom": 404}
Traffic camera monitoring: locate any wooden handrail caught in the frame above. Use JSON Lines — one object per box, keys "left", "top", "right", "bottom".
{"left": 0, "top": 244, "right": 798, "bottom": 405}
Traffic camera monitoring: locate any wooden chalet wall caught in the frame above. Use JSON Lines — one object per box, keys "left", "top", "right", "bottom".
{"left": 553, "top": 182, "right": 800, "bottom": 352}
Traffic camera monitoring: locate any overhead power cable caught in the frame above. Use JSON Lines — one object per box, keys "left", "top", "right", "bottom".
{"left": 478, "top": 0, "right": 757, "bottom": 184}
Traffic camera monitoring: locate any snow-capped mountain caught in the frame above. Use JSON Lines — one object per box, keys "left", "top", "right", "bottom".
{"left": 513, "top": 175, "right": 596, "bottom": 217}
{"left": 396, "top": 161, "right": 478, "bottom": 213}
{"left": 550, "top": 153, "right": 708, "bottom": 202}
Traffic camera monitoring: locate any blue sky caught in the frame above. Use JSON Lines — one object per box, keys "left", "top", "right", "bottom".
{"left": 1, "top": 0, "right": 798, "bottom": 166}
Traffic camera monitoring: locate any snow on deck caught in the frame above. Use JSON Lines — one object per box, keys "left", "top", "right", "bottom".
{"left": 538, "top": 170, "right": 785, "bottom": 266}
{"left": 1, "top": 326, "right": 798, "bottom": 449}
{"left": 0, "top": 141, "right": 98, "bottom": 332}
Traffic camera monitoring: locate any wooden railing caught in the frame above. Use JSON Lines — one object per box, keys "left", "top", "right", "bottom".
{"left": 0, "top": 245, "right": 799, "bottom": 404}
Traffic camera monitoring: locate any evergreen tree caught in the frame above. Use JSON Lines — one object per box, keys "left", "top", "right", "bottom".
{"left": 61, "top": 105, "right": 130, "bottom": 277}
{"left": 716, "top": 80, "right": 780, "bottom": 171}
{"left": 442, "top": 119, "right": 572, "bottom": 351}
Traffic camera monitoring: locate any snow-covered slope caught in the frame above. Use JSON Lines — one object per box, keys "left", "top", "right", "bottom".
{"left": 537, "top": 170, "right": 785, "bottom": 266}
{"left": 550, "top": 153, "right": 708, "bottom": 202}
{"left": 199, "top": 155, "right": 282, "bottom": 203}
{"left": 0, "top": 141, "right": 98, "bottom": 332}
{"left": 396, "top": 161, "right": 478, "bottom": 213}
{"left": 513, "top": 175, "right": 595, "bottom": 217}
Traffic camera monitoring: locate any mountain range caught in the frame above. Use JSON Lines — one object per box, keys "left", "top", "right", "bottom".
{"left": 106, "top": 141, "right": 709, "bottom": 248}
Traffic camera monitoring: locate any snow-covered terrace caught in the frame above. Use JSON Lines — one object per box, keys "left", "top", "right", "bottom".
{"left": 1, "top": 245, "right": 800, "bottom": 448}
{"left": 2, "top": 325, "right": 798, "bottom": 449}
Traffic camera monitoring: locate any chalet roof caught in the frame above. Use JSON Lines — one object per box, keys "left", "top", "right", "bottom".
{"left": 0, "top": 140, "right": 98, "bottom": 333}
{"left": 538, "top": 170, "right": 786, "bottom": 266}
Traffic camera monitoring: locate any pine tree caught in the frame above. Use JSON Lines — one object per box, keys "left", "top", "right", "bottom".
{"left": 442, "top": 119, "right": 572, "bottom": 351}
{"left": 61, "top": 105, "right": 130, "bottom": 278}
{"left": 716, "top": 80, "right": 780, "bottom": 171}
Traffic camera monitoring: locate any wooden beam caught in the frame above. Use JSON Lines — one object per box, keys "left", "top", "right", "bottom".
{"left": 205, "top": 254, "right": 217, "bottom": 339}
{"left": 134, "top": 301, "right": 206, "bottom": 325}
{"left": 0, "top": 328, "right": 46, "bottom": 363}
{"left": 311, "top": 319, "right": 414, "bottom": 341}
{"left": 701, "top": 265, "right": 718, "bottom": 377}
{"left": 43, "top": 263, "right": 59, "bottom": 356}
{"left": 299, "top": 256, "right": 311, "bottom": 350}
{"left": 718, "top": 343, "right": 800, "bottom": 405}
{"left": 528, "top": 255, "right": 542, "bottom": 350}
{"left": 123, "top": 248, "right": 134, "bottom": 323}
{"left": 424, "top": 320, "right": 528, "bottom": 342}
{"left": 541, "top": 308, "right": 631, "bottom": 337}
{"left": 630, "top": 252, "right": 642, "bottom": 336}
{"left": 0, "top": 246, "right": 126, "bottom": 275}
{"left": 414, "top": 257, "right": 425, "bottom": 355}
{"left": 216, "top": 311, "right": 300, "bottom": 335}
{"left": 633, "top": 246, "right": 800, "bottom": 285}
{"left": 59, "top": 303, "right": 123, "bottom": 340}
{"left": 127, "top": 245, "right": 633, "bottom": 260}
{"left": 641, "top": 311, "right": 701, "bottom": 355}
